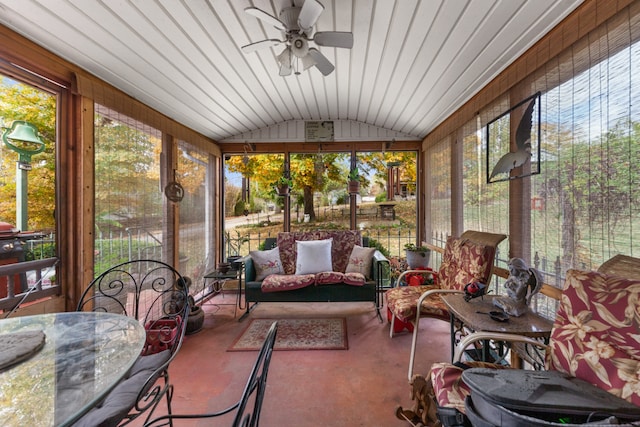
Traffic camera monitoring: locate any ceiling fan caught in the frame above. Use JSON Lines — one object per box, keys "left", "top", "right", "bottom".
{"left": 241, "top": 0, "right": 353, "bottom": 76}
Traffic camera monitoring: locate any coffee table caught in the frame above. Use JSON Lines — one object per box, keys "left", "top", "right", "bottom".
{"left": 200, "top": 269, "right": 243, "bottom": 317}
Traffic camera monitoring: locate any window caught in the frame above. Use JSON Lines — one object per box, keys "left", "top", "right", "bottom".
{"left": 426, "top": 136, "right": 451, "bottom": 246}
{"left": 528, "top": 9, "right": 640, "bottom": 281}
{"left": 94, "top": 105, "right": 164, "bottom": 274}
{"left": 177, "top": 140, "right": 214, "bottom": 290}
{"left": 0, "top": 70, "right": 59, "bottom": 310}
{"left": 223, "top": 149, "right": 419, "bottom": 259}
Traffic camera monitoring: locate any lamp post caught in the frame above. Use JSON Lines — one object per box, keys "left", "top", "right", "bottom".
{"left": 2, "top": 121, "right": 46, "bottom": 231}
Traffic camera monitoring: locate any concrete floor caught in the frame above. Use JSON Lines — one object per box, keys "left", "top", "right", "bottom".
{"left": 142, "top": 292, "right": 452, "bottom": 426}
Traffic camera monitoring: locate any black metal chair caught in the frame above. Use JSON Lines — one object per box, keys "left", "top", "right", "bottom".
{"left": 74, "top": 260, "right": 190, "bottom": 427}
{"left": 144, "top": 321, "right": 279, "bottom": 427}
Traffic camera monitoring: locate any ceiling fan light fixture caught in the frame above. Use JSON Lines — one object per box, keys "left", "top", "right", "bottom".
{"left": 277, "top": 47, "right": 293, "bottom": 76}
{"left": 277, "top": 46, "right": 292, "bottom": 66}
{"left": 290, "top": 36, "right": 309, "bottom": 57}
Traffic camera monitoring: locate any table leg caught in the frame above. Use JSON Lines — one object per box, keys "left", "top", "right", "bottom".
{"left": 449, "top": 312, "right": 455, "bottom": 363}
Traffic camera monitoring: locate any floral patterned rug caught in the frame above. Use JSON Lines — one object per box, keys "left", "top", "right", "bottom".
{"left": 229, "top": 318, "right": 348, "bottom": 351}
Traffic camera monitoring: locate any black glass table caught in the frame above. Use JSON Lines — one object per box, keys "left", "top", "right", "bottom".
{"left": 200, "top": 268, "right": 243, "bottom": 317}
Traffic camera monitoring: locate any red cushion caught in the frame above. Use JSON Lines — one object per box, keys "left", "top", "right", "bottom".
{"left": 431, "top": 361, "right": 509, "bottom": 413}
{"left": 548, "top": 269, "right": 640, "bottom": 405}
{"left": 261, "top": 274, "right": 315, "bottom": 292}
{"left": 315, "top": 271, "right": 344, "bottom": 285}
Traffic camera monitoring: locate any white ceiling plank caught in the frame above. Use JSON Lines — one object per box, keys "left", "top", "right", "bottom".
{"left": 0, "top": 0, "right": 585, "bottom": 141}
{"left": 117, "top": 0, "right": 266, "bottom": 132}
{"left": 371, "top": 0, "right": 440, "bottom": 130}
{"left": 394, "top": 0, "right": 504, "bottom": 134}
{"left": 381, "top": 0, "right": 470, "bottom": 131}
{"left": 347, "top": 0, "right": 374, "bottom": 121}
{"left": 407, "top": 0, "right": 584, "bottom": 136}
{"left": 355, "top": 0, "right": 395, "bottom": 123}
{"left": 364, "top": 0, "right": 419, "bottom": 125}
{"left": 332, "top": 0, "right": 353, "bottom": 120}
{"left": 159, "top": 0, "right": 285, "bottom": 128}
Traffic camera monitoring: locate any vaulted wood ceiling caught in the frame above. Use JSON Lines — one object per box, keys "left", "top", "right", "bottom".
{"left": 0, "top": 0, "right": 583, "bottom": 142}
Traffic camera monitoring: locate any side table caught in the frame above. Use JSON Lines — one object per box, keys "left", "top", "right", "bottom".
{"left": 201, "top": 268, "right": 243, "bottom": 317}
{"left": 441, "top": 293, "right": 553, "bottom": 367}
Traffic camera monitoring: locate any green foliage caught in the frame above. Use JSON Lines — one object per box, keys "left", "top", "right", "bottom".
{"left": 274, "top": 176, "right": 293, "bottom": 188}
{"left": 225, "top": 230, "right": 249, "bottom": 256}
{"left": 93, "top": 239, "right": 158, "bottom": 276}
{"left": 233, "top": 199, "right": 246, "bottom": 216}
{"left": 375, "top": 193, "right": 387, "bottom": 203}
{"left": 404, "top": 243, "right": 430, "bottom": 252}
{"left": 366, "top": 237, "right": 390, "bottom": 257}
{"left": 348, "top": 167, "right": 359, "bottom": 181}
{"left": 24, "top": 242, "right": 56, "bottom": 261}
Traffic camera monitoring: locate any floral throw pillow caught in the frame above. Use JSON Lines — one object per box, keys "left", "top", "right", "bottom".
{"left": 345, "top": 245, "right": 376, "bottom": 278}
{"left": 249, "top": 247, "right": 284, "bottom": 281}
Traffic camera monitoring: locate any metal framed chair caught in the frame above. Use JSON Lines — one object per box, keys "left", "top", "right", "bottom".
{"left": 385, "top": 231, "right": 506, "bottom": 381}
{"left": 396, "top": 255, "right": 640, "bottom": 426}
{"left": 74, "top": 260, "right": 190, "bottom": 427}
{"left": 144, "top": 321, "right": 278, "bottom": 427}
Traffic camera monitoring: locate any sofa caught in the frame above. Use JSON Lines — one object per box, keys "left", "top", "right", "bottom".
{"left": 242, "top": 230, "right": 388, "bottom": 319}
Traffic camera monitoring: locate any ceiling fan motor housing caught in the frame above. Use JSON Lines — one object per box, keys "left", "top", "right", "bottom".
{"left": 279, "top": 7, "right": 302, "bottom": 33}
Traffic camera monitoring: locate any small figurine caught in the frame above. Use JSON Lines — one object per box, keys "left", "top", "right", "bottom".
{"left": 493, "top": 257, "right": 543, "bottom": 316}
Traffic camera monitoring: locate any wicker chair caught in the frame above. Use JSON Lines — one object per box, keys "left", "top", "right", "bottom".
{"left": 385, "top": 230, "right": 506, "bottom": 381}
{"left": 74, "top": 260, "right": 190, "bottom": 427}
{"left": 396, "top": 254, "right": 640, "bottom": 426}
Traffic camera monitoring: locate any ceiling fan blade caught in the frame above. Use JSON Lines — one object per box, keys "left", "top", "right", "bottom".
{"left": 241, "top": 39, "right": 282, "bottom": 53}
{"left": 308, "top": 48, "right": 334, "bottom": 76}
{"left": 245, "top": 7, "right": 286, "bottom": 31}
{"left": 298, "top": 0, "right": 324, "bottom": 32}
{"left": 313, "top": 32, "right": 354, "bottom": 49}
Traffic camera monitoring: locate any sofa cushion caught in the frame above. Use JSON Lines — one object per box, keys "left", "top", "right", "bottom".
{"left": 345, "top": 245, "right": 376, "bottom": 278}
{"left": 316, "top": 271, "right": 345, "bottom": 285}
{"left": 277, "top": 230, "right": 362, "bottom": 274}
{"left": 295, "top": 239, "right": 333, "bottom": 275}
{"left": 250, "top": 247, "right": 284, "bottom": 281}
{"left": 343, "top": 272, "right": 366, "bottom": 286}
{"left": 261, "top": 274, "right": 316, "bottom": 292}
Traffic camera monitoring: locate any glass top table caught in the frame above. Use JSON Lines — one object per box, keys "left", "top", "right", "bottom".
{"left": 0, "top": 311, "right": 146, "bottom": 427}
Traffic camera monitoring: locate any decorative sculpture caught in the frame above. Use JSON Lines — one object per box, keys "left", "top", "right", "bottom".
{"left": 493, "top": 257, "right": 543, "bottom": 316}
{"left": 489, "top": 98, "right": 535, "bottom": 181}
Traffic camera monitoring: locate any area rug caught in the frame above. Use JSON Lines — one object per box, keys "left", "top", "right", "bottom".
{"left": 229, "top": 318, "right": 348, "bottom": 351}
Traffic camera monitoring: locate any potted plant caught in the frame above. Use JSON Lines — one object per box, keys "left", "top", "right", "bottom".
{"left": 347, "top": 167, "right": 360, "bottom": 194}
{"left": 404, "top": 243, "right": 431, "bottom": 269}
{"left": 225, "top": 230, "right": 249, "bottom": 269}
{"left": 274, "top": 176, "right": 293, "bottom": 196}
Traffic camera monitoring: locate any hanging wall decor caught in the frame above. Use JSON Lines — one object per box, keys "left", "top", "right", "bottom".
{"left": 486, "top": 92, "right": 541, "bottom": 183}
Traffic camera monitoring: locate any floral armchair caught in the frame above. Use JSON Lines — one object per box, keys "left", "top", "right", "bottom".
{"left": 385, "top": 230, "right": 506, "bottom": 381}
{"left": 397, "top": 255, "right": 640, "bottom": 427}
